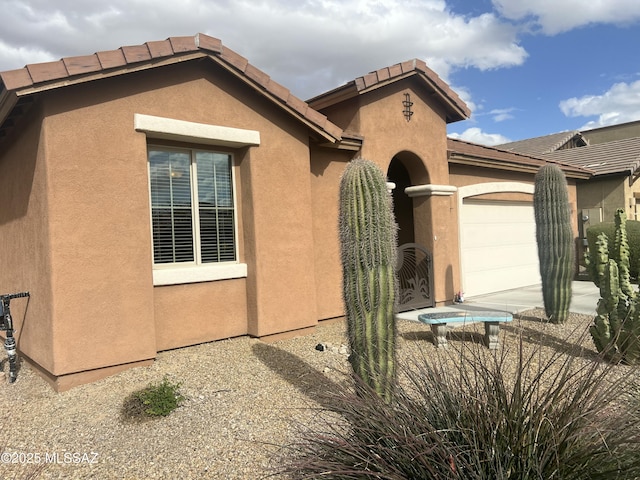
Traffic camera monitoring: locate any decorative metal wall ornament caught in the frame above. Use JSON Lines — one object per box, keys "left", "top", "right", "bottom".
{"left": 402, "top": 93, "right": 414, "bottom": 122}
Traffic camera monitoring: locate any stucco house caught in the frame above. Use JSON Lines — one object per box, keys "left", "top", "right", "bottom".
{"left": 499, "top": 123, "right": 640, "bottom": 260}
{"left": 0, "top": 33, "right": 589, "bottom": 390}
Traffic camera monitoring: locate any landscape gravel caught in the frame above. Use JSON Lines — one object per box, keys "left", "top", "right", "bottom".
{"left": 0, "top": 309, "right": 631, "bottom": 479}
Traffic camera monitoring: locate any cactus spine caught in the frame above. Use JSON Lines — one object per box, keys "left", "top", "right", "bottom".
{"left": 533, "top": 164, "right": 574, "bottom": 323}
{"left": 339, "top": 158, "right": 398, "bottom": 402}
{"left": 588, "top": 209, "right": 640, "bottom": 363}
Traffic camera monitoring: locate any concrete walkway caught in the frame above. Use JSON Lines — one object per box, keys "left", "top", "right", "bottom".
{"left": 396, "top": 281, "right": 600, "bottom": 323}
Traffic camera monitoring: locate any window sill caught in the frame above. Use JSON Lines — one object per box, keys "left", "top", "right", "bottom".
{"left": 153, "top": 263, "right": 248, "bottom": 286}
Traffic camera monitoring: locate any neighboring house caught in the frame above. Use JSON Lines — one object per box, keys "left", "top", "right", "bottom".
{"left": 0, "top": 33, "right": 589, "bottom": 390}
{"left": 499, "top": 130, "right": 588, "bottom": 156}
{"left": 498, "top": 123, "right": 640, "bottom": 261}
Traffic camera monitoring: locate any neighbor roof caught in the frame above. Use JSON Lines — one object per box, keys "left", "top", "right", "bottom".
{"left": 498, "top": 130, "right": 587, "bottom": 156}
{"left": 447, "top": 137, "right": 593, "bottom": 180}
{"left": 307, "top": 59, "right": 471, "bottom": 123}
{"left": 542, "top": 136, "right": 640, "bottom": 177}
{"left": 0, "top": 33, "right": 343, "bottom": 144}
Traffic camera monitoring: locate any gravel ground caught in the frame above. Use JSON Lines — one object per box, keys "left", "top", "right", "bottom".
{"left": 0, "top": 309, "right": 632, "bottom": 479}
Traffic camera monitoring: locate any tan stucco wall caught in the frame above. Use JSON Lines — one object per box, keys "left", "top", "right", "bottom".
{"left": 576, "top": 176, "right": 625, "bottom": 223}
{"left": 309, "top": 146, "right": 354, "bottom": 321}
{"left": 358, "top": 81, "right": 458, "bottom": 305}
{"left": 0, "top": 103, "right": 54, "bottom": 372}
{"left": 7, "top": 59, "right": 321, "bottom": 384}
{"left": 312, "top": 79, "right": 458, "bottom": 308}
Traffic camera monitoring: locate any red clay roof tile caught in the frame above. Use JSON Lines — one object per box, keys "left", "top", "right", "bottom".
{"left": 447, "top": 137, "right": 592, "bottom": 179}
{"left": 120, "top": 45, "right": 151, "bottom": 64}
{"left": 27, "top": 60, "right": 68, "bottom": 84}
{"left": 0, "top": 68, "right": 33, "bottom": 90}
{"left": 388, "top": 64, "right": 403, "bottom": 77}
{"left": 168, "top": 36, "right": 199, "bottom": 53}
{"left": 63, "top": 55, "right": 102, "bottom": 76}
{"left": 362, "top": 72, "right": 378, "bottom": 89}
{"left": 195, "top": 34, "right": 222, "bottom": 53}
{"left": 0, "top": 33, "right": 343, "bottom": 144}
{"left": 265, "top": 79, "right": 290, "bottom": 101}
{"left": 219, "top": 47, "right": 249, "bottom": 73}
{"left": 308, "top": 58, "right": 470, "bottom": 122}
{"left": 146, "top": 40, "right": 175, "bottom": 58}
{"left": 245, "top": 63, "right": 270, "bottom": 88}
{"left": 96, "top": 49, "right": 127, "bottom": 69}
{"left": 285, "top": 94, "right": 309, "bottom": 117}
{"left": 376, "top": 67, "right": 390, "bottom": 82}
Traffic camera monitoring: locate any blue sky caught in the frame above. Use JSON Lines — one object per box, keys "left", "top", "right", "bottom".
{"left": 1, "top": 0, "right": 640, "bottom": 145}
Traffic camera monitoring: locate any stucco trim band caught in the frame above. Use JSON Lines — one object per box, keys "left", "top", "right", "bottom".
{"left": 405, "top": 184, "right": 458, "bottom": 197}
{"left": 153, "top": 263, "right": 248, "bottom": 286}
{"left": 134, "top": 113, "right": 261, "bottom": 147}
{"left": 457, "top": 181, "right": 534, "bottom": 200}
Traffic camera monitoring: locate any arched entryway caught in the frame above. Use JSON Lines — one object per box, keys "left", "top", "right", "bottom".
{"left": 387, "top": 152, "right": 435, "bottom": 311}
{"left": 388, "top": 158, "right": 415, "bottom": 246}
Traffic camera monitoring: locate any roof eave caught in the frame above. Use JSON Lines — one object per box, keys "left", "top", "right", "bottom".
{"left": 0, "top": 88, "right": 18, "bottom": 132}
{"left": 309, "top": 71, "right": 469, "bottom": 123}
{"left": 206, "top": 55, "right": 342, "bottom": 144}
{"left": 448, "top": 153, "right": 593, "bottom": 180}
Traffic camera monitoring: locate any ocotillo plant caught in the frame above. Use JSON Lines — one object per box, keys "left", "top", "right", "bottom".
{"left": 339, "top": 158, "right": 398, "bottom": 403}
{"left": 588, "top": 209, "right": 640, "bottom": 363}
{"left": 533, "top": 164, "right": 574, "bottom": 323}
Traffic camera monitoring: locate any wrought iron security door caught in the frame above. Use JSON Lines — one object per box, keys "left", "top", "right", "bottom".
{"left": 395, "top": 243, "right": 434, "bottom": 311}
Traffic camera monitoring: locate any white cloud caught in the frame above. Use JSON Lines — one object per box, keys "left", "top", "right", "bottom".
{"left": 449, "top": 85, "right": 478, "bottom": 114}
{"left": 448, "top": 127, "right": 511, "bottom": 146}
{"left": 559, "top": 80, "right": 640, "bottom": 129}
{"left": 0, "top": 0, "right": 528, "bottom": 99}
{"left": 493, "top": 0, "right": 640, "bottom": 34}
{"left": 489, "top": 108, "right": 516, "bottom": 122}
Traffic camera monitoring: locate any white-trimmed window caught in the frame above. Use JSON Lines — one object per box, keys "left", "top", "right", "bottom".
{"left": 148, "top": 147, "right": 236, "bottom": 266}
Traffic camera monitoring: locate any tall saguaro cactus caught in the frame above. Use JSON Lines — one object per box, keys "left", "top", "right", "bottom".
{"left": 339, "top": 158, "right": 398, "bottom": 402}
{"left": 533, "top": 164, "right": 574, "bottom": 323}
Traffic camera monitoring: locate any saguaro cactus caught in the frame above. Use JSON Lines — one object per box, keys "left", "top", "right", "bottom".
{"left": 339, "top": 158, "right": 398, "bottom": 402}
{"left": 533, "top": 164, "right": 574, "bottom": 323}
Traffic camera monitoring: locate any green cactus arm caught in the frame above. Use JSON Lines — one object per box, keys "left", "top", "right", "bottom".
{"left": 613, "top": 209, "right": 635, "bottom": 299}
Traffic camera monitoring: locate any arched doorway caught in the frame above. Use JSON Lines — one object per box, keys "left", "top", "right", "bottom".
{"left": 388, "top": 158, "right": 415, "bottom": 246}
{"left": 387, "top": 153, "right": 434, "bottom": 311}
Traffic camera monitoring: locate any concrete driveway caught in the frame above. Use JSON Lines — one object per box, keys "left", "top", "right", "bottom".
{"left": 396, "top": 280, "right": 600, "bottom": 323}
{"left": 463, "top": 280, "right": 599, "bottom": 316}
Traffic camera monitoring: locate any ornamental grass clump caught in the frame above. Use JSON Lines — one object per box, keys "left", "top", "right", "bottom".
{"left": 280, "top": 335, "right": 640, "bottom": 479}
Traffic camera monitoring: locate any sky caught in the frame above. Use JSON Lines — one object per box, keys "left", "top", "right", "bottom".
{"left": 1, "top": 0, "right": 640, "bottom": 146}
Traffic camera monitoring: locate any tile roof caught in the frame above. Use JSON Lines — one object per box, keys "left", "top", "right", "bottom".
{"left": 542, "top": 136, "right": 640, "bottom": 176}
{"left": 307, "top": 59, "right": 470, "bottom": 123}
{"left": 497, "top": 130, "right": 586, "bottom": 156}
{"left": 447, "top": 137, "right": 592, "bottom": 179}
{"left": 0, "top": 33, "right": 343, "bottom": 143}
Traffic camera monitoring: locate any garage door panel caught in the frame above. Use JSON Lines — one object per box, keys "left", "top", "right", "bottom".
{"left": 461, "top": 199, "right": 540, "bottom": 296}
{"left": 463, "top": 224, "right": 536, "bottom": 248}
{"left": 464, "top": 244, "right": 538, "bottom": 271}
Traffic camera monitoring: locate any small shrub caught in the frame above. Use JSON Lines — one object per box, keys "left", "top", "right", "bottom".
{"left": 134, "top": 376, "right": 185, "bottom": 417}
{"left": 280, "top": 335, "right": 640, "bottom": 479}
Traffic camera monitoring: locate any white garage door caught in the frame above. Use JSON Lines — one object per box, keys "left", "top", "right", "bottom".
{"left": 460, "top": 199, "right": 540, "bottom": 297}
